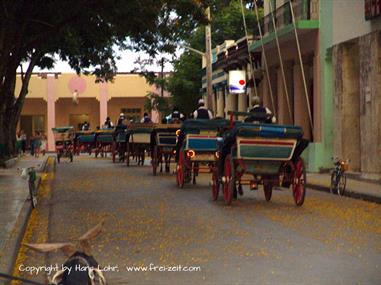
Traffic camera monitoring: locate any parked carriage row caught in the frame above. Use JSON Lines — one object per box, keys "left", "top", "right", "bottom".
{"left": 52, "top": 112, "right": 309, "bottom": 206}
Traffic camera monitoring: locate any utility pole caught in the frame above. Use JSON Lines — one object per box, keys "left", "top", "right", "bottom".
{"left": 205, "top": 6, "right": 213, "bottom": 110}
{"left": 160, "top": 57, "right": 164, "bottom": 98}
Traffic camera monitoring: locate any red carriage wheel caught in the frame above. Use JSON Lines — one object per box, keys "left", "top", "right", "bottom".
{"left": 292, "top": 157, "right": 306, "bottom": 206}
{"left": 211, "top": 167, "right": 220, "bottom": 201}
{"left": 176, "top": 150, "right": 185, "bottom": 188}
{"left": 263, "top": 182, "right": 273, "bottom": 201}
{"left": 223, "top": 154, "right": 234, "bottom": 205}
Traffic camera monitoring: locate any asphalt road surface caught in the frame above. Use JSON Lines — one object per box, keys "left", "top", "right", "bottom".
{"left": 14, "top": 156, "right": 381, "bottom": 285}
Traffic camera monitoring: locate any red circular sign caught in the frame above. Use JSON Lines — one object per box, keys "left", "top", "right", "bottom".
{"left": 239, "top": 79, "right": 245, "bottom": 85}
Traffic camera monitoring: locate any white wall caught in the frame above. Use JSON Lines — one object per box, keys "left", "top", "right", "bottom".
{"left": 332, "top": 0, "right": 381, "bottom": 46}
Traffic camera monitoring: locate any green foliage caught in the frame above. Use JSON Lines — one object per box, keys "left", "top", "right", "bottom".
{"left": 0, "top": 0, "right": 208, "bottom": 157}
{"left": 144, "top": 92, "right": 171, "bottom": 116}
{"left": 167, "top": 0, "right": 261, "bottom": 115}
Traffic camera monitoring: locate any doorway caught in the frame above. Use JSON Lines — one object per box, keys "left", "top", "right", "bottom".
{"left": 20, "top": 115, "right": 45, "bottom": 146}
{"left": 69, "top": 114, "right": 90, "bottom": 131}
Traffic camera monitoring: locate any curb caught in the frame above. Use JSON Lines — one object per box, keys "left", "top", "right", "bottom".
{"left": 0, "top": 156, "right": 55, "bottom": 280}
{"left": 307, "top": 183, "right": 381, "bottom": 204}
{"left": 0, "top": 157, "right": 20, "bottom": 168}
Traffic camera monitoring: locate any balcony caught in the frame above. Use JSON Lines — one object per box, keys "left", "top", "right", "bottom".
{"left": 253, "top": 0, "right": 319, "bottom": 38}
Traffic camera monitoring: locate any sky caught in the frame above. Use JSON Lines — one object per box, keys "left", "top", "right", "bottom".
{"left": 26, "top": 49, "right": 179, "bottom": 73}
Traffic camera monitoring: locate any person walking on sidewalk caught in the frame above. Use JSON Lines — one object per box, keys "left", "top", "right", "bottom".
{"left": 33, "top": 131, "right": 41, "bottom": 158}
{"left": 20, "top": 130, "right": 27, "bottom": 155}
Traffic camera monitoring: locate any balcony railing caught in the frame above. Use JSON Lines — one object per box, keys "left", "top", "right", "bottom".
{"left": 253, "top": 0, "right": 319, "bottom": 38}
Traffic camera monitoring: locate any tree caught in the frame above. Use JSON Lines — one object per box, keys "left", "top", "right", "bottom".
{"left": 0, "top": 0, "right": 207, "bottom": 158}
{"left": 167, "top": 0, "right": 260, "bottom": 115}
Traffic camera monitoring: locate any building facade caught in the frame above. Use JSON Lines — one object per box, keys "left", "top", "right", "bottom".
{"left": 17, "top": 73, "right": 167, "bottom": 151}
{"left": 202, "top": 0, "right": 381, "bottom": 178}
{"left": 331, "top": 0, "right": 381, "bottom": 179}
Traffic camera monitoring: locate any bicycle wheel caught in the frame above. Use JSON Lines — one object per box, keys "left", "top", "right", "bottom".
{"left": 29, "top": 180, "right": 37, "bottom": 208}
{"left": 337, "top": 173, "right": 347, "bottom": 196}
{"left": 330, "top": 171, "right": 338, "bottom": 194}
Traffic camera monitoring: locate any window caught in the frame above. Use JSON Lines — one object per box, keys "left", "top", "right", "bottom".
{"left": 121, "top": 108, "right": 141, "bottom": 122}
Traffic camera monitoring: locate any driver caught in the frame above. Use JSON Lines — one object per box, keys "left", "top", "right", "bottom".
{"left": 193, "top": 98, "right": 213, "bottom": 119}
{"left": 245, "top": 96, "right": 276, "bottom": 124}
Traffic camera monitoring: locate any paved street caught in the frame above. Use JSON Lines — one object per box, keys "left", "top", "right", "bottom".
{"left": 14, "top": 156, "right": 381, "bottom": 285}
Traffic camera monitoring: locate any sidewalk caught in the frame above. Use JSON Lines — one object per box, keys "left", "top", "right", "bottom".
{"left": 0, "top": 155, "right": 49, "bottom": 276}
{"left": 307, "top": 172, "right": 381, "bottom": 203}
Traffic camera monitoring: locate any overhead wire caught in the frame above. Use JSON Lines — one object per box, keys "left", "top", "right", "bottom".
{"left": 289, "top": 0, "right": 314, "bottom": 133}
{"left": 252, "top": 0, "right": 277, "bottom": 117}
{"left": 268, "top": 0, "right": 293, "bottom": 122}
{"left": 239, "top": 0, "right": 259, "bottom": 103}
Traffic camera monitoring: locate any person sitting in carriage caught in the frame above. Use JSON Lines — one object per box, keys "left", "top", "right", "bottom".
{"left": 115, "top": 113, "right": 127, "bottom": 161}
{"left": 81, "top": 121, "right": 90, "bottom": 131}
{"left": 103, "top": 116, "right": 114, "bottom": 129}
{"left": 245, "top": 96, "right": 276, "bottom": 124}
{"left": 166, "top": 106, "right": 184, "bottom": 123}
{"left": 116, "top": 113, "right": 125, "bottom": 126}
{"left": 141, "top": 112, "right": 152, "bottom": 123}
{"left": 193, "top": 98, "right": 213, "bottom": 119}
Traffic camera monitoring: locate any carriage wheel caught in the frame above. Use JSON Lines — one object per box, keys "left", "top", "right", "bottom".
{"left": 126, "top": 143, "right": 130, "bottom": 166}
{"left": 176, "top": 150, "right": 185, "bottom": 188}
{"left": 211, "top": 167, "right": 220, "bottom": 201}
{"left": 112, "top": 142, "right": 116, "bottom": 163}
{"left": 263, "top": 182, "right": 273, "bottom": 202}
{"left": 292, "top": 158, "right": 306, "bottom": 206}
{"left": 223, "top": 154, "right": 234, "bottom": 205}
{"left": 152, "top": 145, "right": 158, "bottom": 176}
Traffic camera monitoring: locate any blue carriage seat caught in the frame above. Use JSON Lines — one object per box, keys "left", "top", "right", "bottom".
{"left": 233, "top": 122, "right": 304, "bottom": 140}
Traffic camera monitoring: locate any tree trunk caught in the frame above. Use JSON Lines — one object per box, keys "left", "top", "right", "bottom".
{"left": 0, "top": 53, "right": 40, "bottom": 159}
{"left": 0, "top": 109, "right": 17, "bottom": 158}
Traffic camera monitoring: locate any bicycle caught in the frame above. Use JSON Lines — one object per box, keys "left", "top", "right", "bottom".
{"left": 330, "top": 157, "right": 349, "bottom": 196}
{"left": 21, "top": 167, "right": 38, "bottom": 208}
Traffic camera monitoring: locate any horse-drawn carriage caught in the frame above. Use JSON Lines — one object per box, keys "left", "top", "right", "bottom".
{"left": 150, "top": 123, "right": 181, "bottom": 175}
{"left": 52, "top": 126, "right": 75, "bottom": 163}
{"left": 175, "top": 119, "right": 228, "bottom": 188}
{"left": 212, "top": 111, "right": 309, "bottom": 206}
{"left": 75, "top": 130, "right": 96, "bottom": 155}
{"left": 126, "top": 123, "right": 154, "bottom": 166}
{"left": 94, "top": 129, "right": 114, "bottom": 158}
{"left": 112, "top": 128, "right": 128, "bottom": 163}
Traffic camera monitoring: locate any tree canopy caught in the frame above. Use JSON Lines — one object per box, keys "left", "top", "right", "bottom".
{"left": 0, "top": 0, "right": 207, "bottom": 157}
{"left": 166, "top": 0, "right": 260, "bottom": 115}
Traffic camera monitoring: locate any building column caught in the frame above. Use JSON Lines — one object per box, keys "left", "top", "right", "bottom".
{"left": 313, "top": 47, "right": 321, "bottom": 141}
{"left": 263, "top": 69, "right": 277, "bottom": 115}
{"left": 293, "top": 63, "right": 312, "bottom": 140}
{"left": 262, "top": 73, "right": 271, "bottom": 109}
{"left": 217, "top": 89, "right": 225, "bottom": 118}
{"left": 276, "top": 65, "right": 293, "bottom": 125}
{"left": 47, "top": 76, "right": 56, "bottom": 152}
{"left": 225, "top": 93, "right": 237, "bottom": 117}
{"left": 238, "top": 92, "right": 247, "bottom": 120}
{"left": 99, "top": 82, "right": 108, "bottom": 125}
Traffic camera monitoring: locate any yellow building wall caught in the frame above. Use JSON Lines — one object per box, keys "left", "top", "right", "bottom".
{"left": 55, "top": 98, "right": 100, "bottom": 130}
{"left": 55, "top": 74, "right": 100, "bottom": 99}
{"left": 108, "top": 74, "right": 152, "bottom": 98}
{"left": 15, "top": 75, "right": 48, "bottom": 100}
